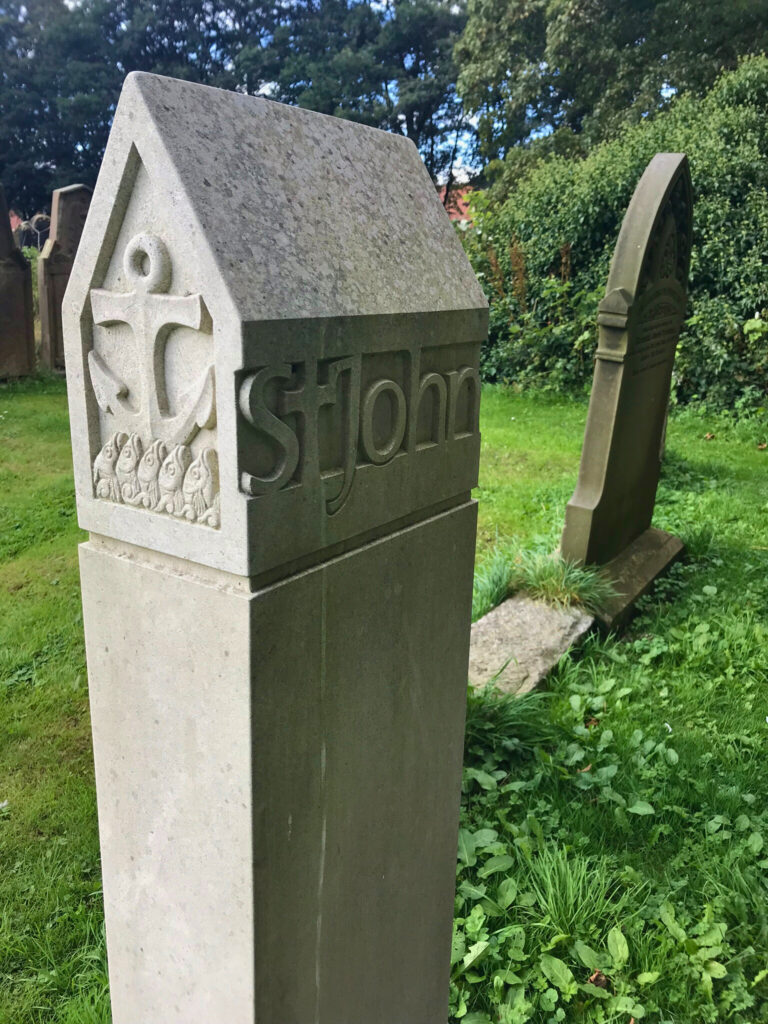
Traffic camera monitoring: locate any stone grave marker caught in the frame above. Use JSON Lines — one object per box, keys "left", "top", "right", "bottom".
{"left": 561, "top": 152, "right": 693, "bottom": 628}
{"left": 0, "top": 183, "right": 35, "bottom": 378}
{"left": 64, "top": 72, "right": 487, "bottom": 1024}
{"left": 39, "top": 183, "right": 92, "bottom": 370}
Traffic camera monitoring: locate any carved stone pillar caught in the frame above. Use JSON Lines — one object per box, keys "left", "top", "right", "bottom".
{"left": 64, "top": 72, "right": 488, "bottom": 1023}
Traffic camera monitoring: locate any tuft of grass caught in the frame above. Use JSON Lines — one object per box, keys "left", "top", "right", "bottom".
{"left": 464, "top": 685, "right": 559, "bottom": 757}
{"left": 472, "top": 544, "right": 518, "bottom": 620}
{"left": 473, "top": 542, "right": 616, "bottom": 620}
{"left": 509, "top": 548, "right": 616, "bottom": 613}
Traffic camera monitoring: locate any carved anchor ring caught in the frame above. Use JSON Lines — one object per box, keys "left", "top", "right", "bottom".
{"left": 123, "top": 233, "right": 172, "bottom": 293}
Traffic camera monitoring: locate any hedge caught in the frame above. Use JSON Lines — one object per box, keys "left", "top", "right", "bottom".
{"left": 465, "top": 56, "right": 768, "bottom": 410}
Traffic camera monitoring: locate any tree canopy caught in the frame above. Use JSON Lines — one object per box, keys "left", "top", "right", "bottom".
{"left": 456, "top": 0, "right": 768, "bottom": 166}
{"left": 0, "top": 0, "right": 467, "bottom": 213}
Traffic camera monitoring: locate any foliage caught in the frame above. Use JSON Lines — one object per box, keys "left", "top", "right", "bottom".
{"left": 0, "top": 0, "right": 466, "bottom": 213}
{"left": 22, "top": 248, "right": 39, "bottom": 318}
{"left": 454, "top": 391, "right": 768, "bottom": 1022}
{"left": 455, "top": 0, "right": 768, "bottom": 169}
{"left": 464, "top": 57, "right": 768, "bottom": 409}
{"left": 3, "top": 384, "right": 768, "bottom": 1021}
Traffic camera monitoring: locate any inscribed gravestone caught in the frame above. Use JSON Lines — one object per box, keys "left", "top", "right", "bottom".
{"left": 39, "top": 184, "right": 92, "bottom": 369}
{"left": 0, "top": 184, "right": 35, "bottom": 378}
{"left": 561, "top": 153, "right": 693, "bottom": 628}
{"left": 64, "top": 72, "right": 487, "bottom": 1024}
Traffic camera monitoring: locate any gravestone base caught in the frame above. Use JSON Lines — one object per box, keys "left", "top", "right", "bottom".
{"left": 595, "top": 526, "right": 684, "bottom": 631}
{"left": 79, "top": 501, "right": 476, "bottom": 1024}
{"left": 468, "top": 594, "right": 594, "bottom": 694}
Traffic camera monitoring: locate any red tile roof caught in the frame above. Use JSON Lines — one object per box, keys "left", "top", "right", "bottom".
{"left": 437, "top": 185, "right": 474, "bottom": 223}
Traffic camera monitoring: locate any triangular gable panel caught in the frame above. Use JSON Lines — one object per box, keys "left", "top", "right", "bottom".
{"left": 123, "top": 72, "right": 486, "bottom": 322}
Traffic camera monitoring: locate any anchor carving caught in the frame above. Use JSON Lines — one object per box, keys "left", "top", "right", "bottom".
{"left": 88, "top": 233, "right": 215, "bottom": 445}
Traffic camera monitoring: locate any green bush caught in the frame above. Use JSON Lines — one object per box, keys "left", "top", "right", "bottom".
{"left": 466, "top": 56, "right": 768, "bottom": 410}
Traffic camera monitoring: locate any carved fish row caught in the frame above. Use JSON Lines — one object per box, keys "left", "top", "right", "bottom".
{"left": 93, "top": 432, "right": 220, "bottom": 528}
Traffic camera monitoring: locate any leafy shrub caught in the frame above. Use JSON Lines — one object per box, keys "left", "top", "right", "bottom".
{"left": 465, "top": 56, "right": 768, "bottom": 410}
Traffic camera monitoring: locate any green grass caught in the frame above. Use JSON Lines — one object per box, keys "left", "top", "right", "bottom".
{"left": 457, "top": 391, "right": 768, "bottom": 1022}
{"left": 0, "top": 378, "right": 108, "bottom": 1024}
{"left": 472, "top": 544, "right": 616, "bottom": 621}
{"left": 1, "top": 380, "right": 768, "bottom": 1022}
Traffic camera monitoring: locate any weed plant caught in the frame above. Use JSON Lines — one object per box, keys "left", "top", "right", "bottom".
{"left": 453, "top": 393, "right": 768, "bottom": 1022}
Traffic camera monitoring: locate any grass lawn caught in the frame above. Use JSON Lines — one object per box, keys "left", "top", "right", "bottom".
{"left": 1, "top": 378, "right": 767, "bottom": 1022}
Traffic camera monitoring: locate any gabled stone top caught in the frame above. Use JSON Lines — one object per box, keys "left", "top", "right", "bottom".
{"left": 48, "top": 184, "right": 92, "bottom": 256}
{"left": 64, "top": 72, "right": 487, "bottom": 578}
{"left": 103, "top": 72, "right": 485, "bottom": 322}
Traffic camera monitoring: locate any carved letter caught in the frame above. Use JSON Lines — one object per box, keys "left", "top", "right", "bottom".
{"left": 446, "top": 366, "right": 480, "bottom": 439}
{"left": 414, "top": 372, "right": 448, "bottom": 448}
{"left": 280, "top": 355, "right": 361, "bottom": 516}
{"left": 239, "top": 365, "right": 300, "bottom": 495}
{"left": 360, "top": 379, "right": 407, "bottom": 466}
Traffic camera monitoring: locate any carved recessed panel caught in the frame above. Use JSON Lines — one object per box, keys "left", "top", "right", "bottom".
{"left": 237, "top": 347, "right": 480, "bottom": 518}
{"left": 88, "top": 215, "right": 219, "bottom": 528}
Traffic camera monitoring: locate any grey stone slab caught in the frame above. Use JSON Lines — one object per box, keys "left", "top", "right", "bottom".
{"left": 66, "top": 72, "right": 486, "bottom": 1024}
{"left": 561, "top": 153, "right": 692, "bottom": 624}
{"left": 562, "top": 153, "right": 692, "bottom": 568}
{"left": 0, "top": 183, "right": 35, "bottom": 378}
{"left": 81, "top": 501, "right": 476, "bottom": 1024}
{"left": 39, "top": 183, "right": 91, "bottom": 370}
{"left": 469, "top": 593, "right": 594, "bottom": 694}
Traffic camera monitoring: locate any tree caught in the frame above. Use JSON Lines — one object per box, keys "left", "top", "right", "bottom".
{"left": 237, "top": 0, "right": 469, "bottom": 182}
{"left": 1, "top": 0, "right": 469, "bottom": 214}
{"left": 455, "top": 0, "right": 768, "bottom": 166}
{"left": 0, "top": 0, "right": 116, "bottom": 213}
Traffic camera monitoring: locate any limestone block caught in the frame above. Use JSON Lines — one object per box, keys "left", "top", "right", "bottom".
{"left": 81, "top": 502, "right": 476, "bottom": 1024}
{"left": 64, "top": 72, "right": 487, "bottom": 579}
{"left": 65, "top": 72, "right": 487, "bottom": 1024}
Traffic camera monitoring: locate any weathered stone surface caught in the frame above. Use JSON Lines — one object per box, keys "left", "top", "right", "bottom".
{"left": 469, "top": 594, "right": 594, "bottom": 694}
{"left": 64, "top": 72, "right": 486, "bottom": 579}
{"left": 39, "top": 183, "right": 91, "bottom": 370}
{"left": 66, "top": 72, "right": 487, "bottom": 1024}
{"left": 561, "top": 153, "right": 692, "bottom": 622}
{"left": 0, "top": 183, "right": 35, "bottom": 378}
{"left": 594, "top": 526, "right": 684, "bottom": 630}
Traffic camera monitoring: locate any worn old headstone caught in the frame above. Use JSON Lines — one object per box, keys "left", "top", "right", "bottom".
{"left": 39, "top": 184, "right": 92, "bottom": 370}
{"left": 0, "top": 184, "right": 35, "bottom": 378}
{"left": 64, "top": 72, "right": 487, "bottom": 1024}
{"left": 561, "top": 153, "right": 693, "bottom": 628}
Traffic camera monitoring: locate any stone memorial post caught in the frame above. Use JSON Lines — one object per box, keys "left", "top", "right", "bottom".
{"left": 561, "top": 153, "right": 693, "bottom": 628}
{"left": 39, "top": 183, "right": 92, "bottom": 370}
{"left": 64, "top": 72, "right": 487, "bottom": 1024}
{"left": 0, "top": 183, "right": 35, "bottom": 378}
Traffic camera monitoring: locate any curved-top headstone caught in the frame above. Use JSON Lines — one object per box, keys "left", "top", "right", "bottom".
{"left": 39, "top": 184, "right": 92, "bottom": 370}
{"left": 0, "top": 183, "right": 35, "bottom": 378}
{"left": 64, "top": 72, "right": 487, "bottom": 1024}
{"left": 561, "top": 152, "right": 693, "bottom": 627}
